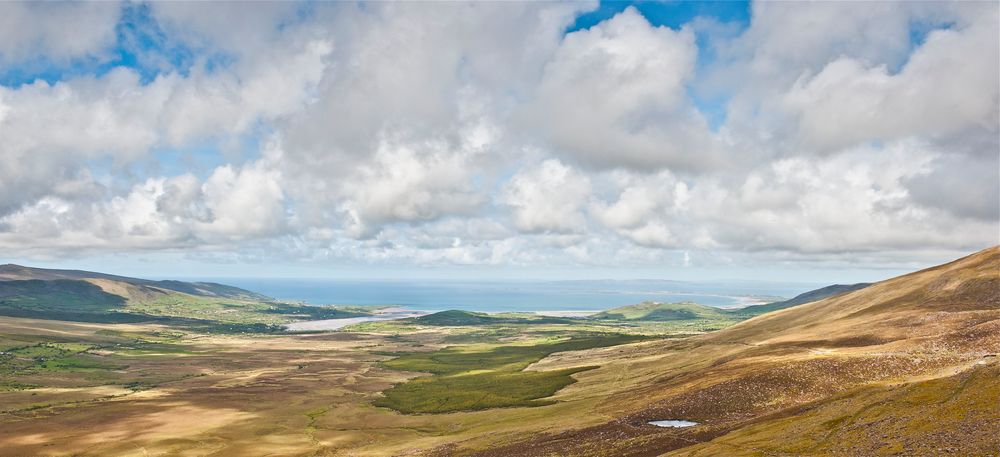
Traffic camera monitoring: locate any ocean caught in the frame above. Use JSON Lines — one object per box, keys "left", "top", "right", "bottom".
{"left": 207, "top": 278, "right": 822, "bottom": 313}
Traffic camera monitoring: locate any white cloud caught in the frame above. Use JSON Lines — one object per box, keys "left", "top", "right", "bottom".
{"left": 502, "top": 159, "right": 591, "bottom": 233}
{"left": 0, "top": 155, "right": 285, "bottom": 253}
{"left": 336, "top": 139, "right": 487, "bottom": 239}
{"left": 521, "top": 7, "right": 718, "bottom": 170}
{"left": 199, "top": 159, "right": 286, "bottom": 239}
{"left": 0, "top": 38, "right": 329, "bottom": 215}
{"left": 781, "top": 12, "right": 998, "bottom": 152}
{"left": 0, "top": 1, "right": 996, "bottom": 273}
{"left": 0, "top": 2, "right": 121, "bottom": 63}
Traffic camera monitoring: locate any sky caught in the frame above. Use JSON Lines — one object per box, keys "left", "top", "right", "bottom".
{"left": 0, "top": 1, "right": 997, "bottom": 283}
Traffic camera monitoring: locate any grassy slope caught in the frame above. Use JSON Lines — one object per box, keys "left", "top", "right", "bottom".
{"left": 0, "top": 277, "right": 371, "bottom": 330}
{"left": 375, "top": 334, "right": 643, "bottom": 413}
{"left": 733, "top": 283, "right": 870, "bottom": 316}
{"left": 591, "top": 282, "right": 872, "bottom": 325}
{"left": 672, "top": 364, "right": 1000, "bottom": 456}
{"left": 464, "top": 246, "right": 1000, "bottom": 457}
{"left": 0, "top": 264, "right": 271, "bottom": 300}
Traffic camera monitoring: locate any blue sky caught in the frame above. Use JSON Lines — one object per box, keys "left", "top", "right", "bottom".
{"left": 568, "top": 1, "right": 750, "bottom": 33}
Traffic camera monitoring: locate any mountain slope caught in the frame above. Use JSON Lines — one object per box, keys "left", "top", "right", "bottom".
{"left": 467, "top": 246, "right": 1000, "bottom": 457}
{"left": 0, "top": 265, "right": 366, "bottom": 327}
{"left": 735, "top": 282, "right": 870, "bottom": 315}
{"left": 0, "top": 264, "right": 270, "bottom": 301}
{"left": 704, "top": 246, "right": 998, "bottom": 345}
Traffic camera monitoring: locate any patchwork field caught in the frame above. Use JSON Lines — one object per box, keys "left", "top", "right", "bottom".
{"left": 0, "top": 316, "right": 659, "bottom": 456}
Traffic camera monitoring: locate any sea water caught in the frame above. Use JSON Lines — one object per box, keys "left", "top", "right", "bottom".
{"left": 203, "top": 278, "right": 817, "bottom": 313}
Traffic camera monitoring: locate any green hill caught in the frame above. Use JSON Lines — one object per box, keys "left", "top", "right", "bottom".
{"left": 0, "top": 265, "right": 369, "bottom": 330}
{"left": 409, "top": 310, "right": 573, "bottom": 326}
{"left": 590, "top": 301, "right": 732, "bottom": 321}
{"left": 0, "top": 264, "right": 271, "bottom": 301}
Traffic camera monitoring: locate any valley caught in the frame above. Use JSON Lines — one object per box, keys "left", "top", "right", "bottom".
{"left": 0, "top": 248, "right": 997, "bottom": 456}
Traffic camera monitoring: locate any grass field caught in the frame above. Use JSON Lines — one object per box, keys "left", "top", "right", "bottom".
{"left": 375, "top": 334, "right": 642, "bottom": 413}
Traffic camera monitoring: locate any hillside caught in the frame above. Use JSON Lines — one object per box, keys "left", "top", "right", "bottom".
{"left": 585, "top": 287, "right": 871, "bottom": 333}
{"left": 703, "top": 246, "right": 998, "bottom": 345}
{"left": 0, "top": 264, "right": 270, "bottom": 301}
{"left": 735, "top": 282, "right": 870, "bottom": 315}
{"left": 469, "top": 246, "right": 1000, "bottom": 456}
{"left": 0, "top": 265, "right": 366, "bottom": 329}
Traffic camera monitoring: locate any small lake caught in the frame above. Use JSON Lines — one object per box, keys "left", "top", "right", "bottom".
{"left": 649, "top": 420, "right": 698, "bottom": 428}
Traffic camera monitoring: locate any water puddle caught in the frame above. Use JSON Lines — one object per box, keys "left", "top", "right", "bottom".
{"left": 648, "top": 420, "right": 698, "bottom": 428}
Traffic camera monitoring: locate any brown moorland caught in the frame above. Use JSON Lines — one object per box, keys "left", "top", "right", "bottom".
{"left": 0, "top": 247, "right": 996, "bottom": 456}
{"left": 461, "top": 246, "right": 1000, "bottom": 456}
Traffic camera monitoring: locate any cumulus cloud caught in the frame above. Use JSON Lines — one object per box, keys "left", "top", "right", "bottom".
{"left": 0, "top": 37, "right": 329, "bottom": 215}
{"left": 0, "top": 1, "right": 996, "bottom": 272}
{"left": 0, "top": 2, "right": 121, "bottom": 63}
{"left": 502, "top": 159, "right": 591, "bottom": 234}
{"left": 336, "top": 139, "right": 488, "bottom": 239}
{"left": 781, "top": 11, "right": 998, "bottom": 152}
{"left": 522, "top": 7, "right": 718, "bottom": 171}
{"left": 0, "top": 154, "right": 286, "bottom": 253}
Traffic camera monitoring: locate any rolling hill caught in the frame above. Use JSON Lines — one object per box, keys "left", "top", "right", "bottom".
{"left": 590, "top": 301, "right": 732, "bottom": 321}
{"left": 408, "top": 309, "right": 573, "bottom": 326}
{"left": 0, "top": 264, "right": 366, "bottom": 328}
{"left": 0, "top": 264, "right": 270, "bottom": 301}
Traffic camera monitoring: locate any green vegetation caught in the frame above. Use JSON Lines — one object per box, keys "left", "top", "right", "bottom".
{"left": 374, "top": 333, "right": 643, "bottom": 414}
{"left": 0, "top": 279, "right": 132, "bottom": 322}
{"left": 0, "top": 264, "right": 271, "bottom": 301}
{"left": 0, "top": 327, "right": 209, "bottom": 398}
{"left": 587, "top": 301, "right": 745, "bottom": 333}
{"left": 408, "top": 309, "right": 573, "bottom": 326}
{"left": 0, "top": 277, "right": 376, "bottom": 331}
{"left": 591, "top": 301, "right": 733, "bottom": 321}
{"left": 344, "top": 307, "right": 735, "bottom": 339}
{"left": 126, "top": 293, "right": 368, "bottom": 325}
{"left": 147, "top": 280, "right": 271, "bottom": 301}
{"left": 1, "top": 342, "right": 125, "bottom": 376}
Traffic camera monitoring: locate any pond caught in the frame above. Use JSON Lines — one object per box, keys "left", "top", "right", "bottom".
{"left": 649, "top": 420, "right": 698, "bottom": 428}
